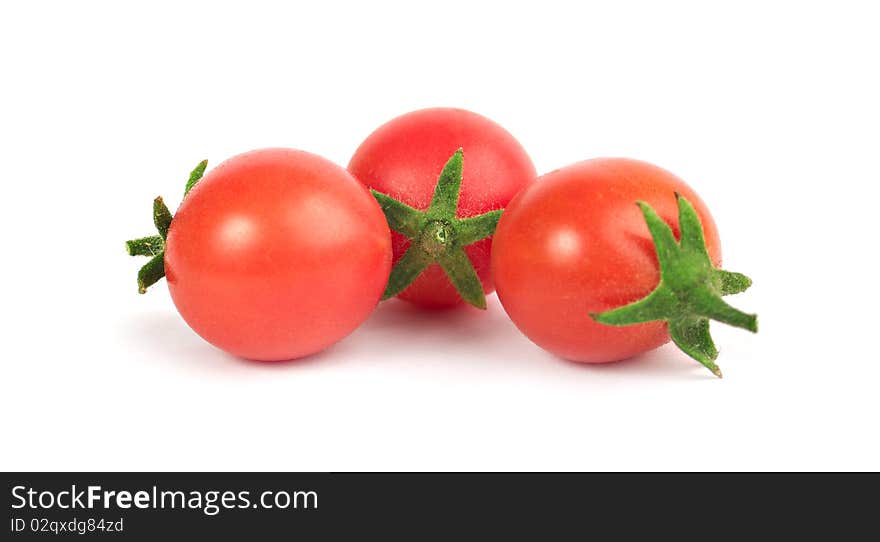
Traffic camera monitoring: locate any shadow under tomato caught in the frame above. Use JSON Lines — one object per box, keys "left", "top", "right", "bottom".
{"left": 233, "top": 343, "right": 349, "bottom": 369}
{"left": 120, "top": 297, "right": 718, "bottom": 381}
{"left": 347, "top": 295, "right": 524, "bottom": 359}
{"left": 117, "top": 310, "right": 236, "bottom": 369}
{"left": 348, "top": 296, "right": 718, "bottom": 381}
{"left": 361, "top": 297, "right": 492, "bottom": 332}
{"left": 545, "top": 343, "right": 719, "bottom": 381}
{"left": 117, "top": 310, "right": 352, "bottom": 372}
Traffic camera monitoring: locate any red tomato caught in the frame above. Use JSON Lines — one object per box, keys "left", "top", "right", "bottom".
{"left": 491, "top": 158, "right": 722, "bottom": 363}
{"left": 164, "top": 148, "right": 392, "bottom": 361}
{"left": 348, "top": 108, "right": 536, "bottom": 308}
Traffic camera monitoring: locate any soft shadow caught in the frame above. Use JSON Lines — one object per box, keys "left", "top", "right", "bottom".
{"left": 119, "top": 301, "right": 718, "bottom": 381}
{"left": 232, "top": 342, "right": 350, "bottom": 370}
{"left": 546, "top": 343, "right": 720, "bottom": 381}
{"left": 359, "top": 298, "right": 498, "bottom": 335}
{"left": 116, "top": 310, "right": 348, "bottom": 373}
{"left": 348, "top": 296, "right": 526, "bottom": 359}
{"left": 117, "top": 310, "right": 239, "bottom": 370}
{"left": 352, "top": 297, "right": 711, "bottom": 381}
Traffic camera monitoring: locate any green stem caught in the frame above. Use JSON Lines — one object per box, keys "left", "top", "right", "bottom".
{"left": 371, "top": 191, "right": 422, "bottom": 238}
{"left": 125, "top": 235, "right": 164, "bottom": 257}
{"left": 125, "top": 159, "right": 208, "bottom": 294}
{"left": 383, "top": 246, "right": 432, "bottom": 300}
{"left": 153, "top": 197, "right": 173, "bottom": 239}
{"left": 592, "top": 194, "right": 757, "bottom": 377}
{"left": 437, "top": 249, "right": 487, "bottom": 309}
{"left": 137, "top": 252, "right": 165, "bottom": 294}
{"left": 371, "top": 149, "right": 503, "bottom": 309}
{"left": 184, "top": 159, "right": 209, "bottom": 196}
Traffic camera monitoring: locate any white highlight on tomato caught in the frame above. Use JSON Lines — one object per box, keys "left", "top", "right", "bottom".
{"left": 548, "top": 228, "right": 582, "bottom": 262}
{"left": 218, "top": 215, "right": 257, "bottom": 250}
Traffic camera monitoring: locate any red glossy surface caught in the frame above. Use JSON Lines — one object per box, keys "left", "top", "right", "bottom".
{"left": 165, "top": 148, "right": 392, "bottom": 360}
{"left": 492, "top": 158, "right": 721, "bottom": 363}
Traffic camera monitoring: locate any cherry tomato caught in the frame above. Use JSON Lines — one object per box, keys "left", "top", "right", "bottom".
{"left": 348, "top": 108, "right": 536, "bottom": 308}
{"left": 164, "top": 148, "right": 392, "bottom": 361}
{"left": 492, "top": 158, "right": 722, "bottom": 363}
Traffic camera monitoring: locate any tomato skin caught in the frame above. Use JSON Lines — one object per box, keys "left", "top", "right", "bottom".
{"left": 164, "top": 148, "right": 392, "bottom": 361}
{"left": 348, "top": 107, "right": 536, "bottom": 308}
{"left": 491, "top": 158, "right": 722, "bottom": 363}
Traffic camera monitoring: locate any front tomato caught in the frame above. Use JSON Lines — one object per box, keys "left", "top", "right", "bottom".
{"left": 492, "top": 158, "right": 727, "bottom": 364}
{"left": 162, "top": 148, "right": 392, "bottom": 361}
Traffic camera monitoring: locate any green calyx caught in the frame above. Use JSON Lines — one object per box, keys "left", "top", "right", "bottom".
{"left": 124, "top": 160, "right": 208, "bottom": 294}
{"left": 371, "top": 149, "right": 502, "bottom": 309}
{"left": 591, "top": 193, "right": 757, "bottom": 378}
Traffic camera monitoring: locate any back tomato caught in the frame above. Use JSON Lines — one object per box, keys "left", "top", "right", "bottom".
{"left": 492, "top": 158, "right": 721, "bottom": 363}
{"left": 348, "top": 108, "right": 536, "bottom": 308}
{"left": 164, "top": 148, "right": 392, "bottom": 361}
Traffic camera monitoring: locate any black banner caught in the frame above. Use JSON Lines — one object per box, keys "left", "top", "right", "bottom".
{"left": 2, "top": 473, "right": 876, "bottom": 539}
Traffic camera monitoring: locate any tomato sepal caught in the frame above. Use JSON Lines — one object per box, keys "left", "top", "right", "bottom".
{"left": 591, "top": 194, "right": 757, "bottom": 377}
{"left": 153, "top": 196, "right": 173, "bottom": 239}
{"left": 125, "top": 159, "right": 208, "bottom": 294}
{"left": 718, "top": 270, "right": 753, "bottom": 295}
{"left": 371, "top": 149, "right": 502, "bottom": 309}
{"left": 383, "top": 245, "right": 433, "bottom": 300}
{"left": 184, "top": 159, "right": 209, "bottom": 196}
{"left": 136, "top": 253, "right": 165, "bottom": 295}
{"left": 456, "top": 210, "right": 503, "bottom": 246}
{"left": 125, "top": 235, "right": 164, "bottom": 257}
{"left": 437, "top": 248, "right": 487, "bottom": 309}
{"left": 370, "top": 191, "right": 422, "bottom": 238}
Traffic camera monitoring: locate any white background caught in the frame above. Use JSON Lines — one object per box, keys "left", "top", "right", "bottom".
{"left": 2, "top": 1, "right": 878, "bottom": 471}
